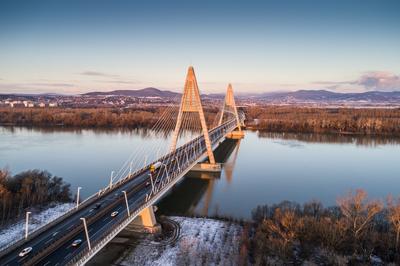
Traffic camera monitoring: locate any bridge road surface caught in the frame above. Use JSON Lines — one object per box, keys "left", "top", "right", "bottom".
{"left": 0, "top": 120, "right": 233, "bottom": 266}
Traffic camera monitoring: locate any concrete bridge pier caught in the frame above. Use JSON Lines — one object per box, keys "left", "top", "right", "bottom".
{"left": 190, "top": 162, "right": 222, "bottom": 173}
{"left": 226, "top": 130, "right": 244, "bottom": 139}
{"left": 125, "top": 205, "right": 161, "bottom": 233}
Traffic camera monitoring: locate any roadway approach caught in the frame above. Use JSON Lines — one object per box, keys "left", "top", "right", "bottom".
{"left": 0, "top": 118, "right": 241, "bottom": 266}
{"left": 0, "top": 66, "right": 245, "bottom": 266}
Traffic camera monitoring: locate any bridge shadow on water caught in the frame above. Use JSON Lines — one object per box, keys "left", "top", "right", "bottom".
{"left": 157, "top": 138, "right": 240, "bottom": 217}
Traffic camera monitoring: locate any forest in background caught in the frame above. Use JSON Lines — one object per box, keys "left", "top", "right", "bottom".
{"left": 1, "top": 106, "right": 400, "bottom": 136}
{"left": 246, "top": 106, "right": 400, "bottom": 136}
{"left": 0, "top": 169, "right": 72, "bottom": 226}
{"left": 0, "top": 107, "right": 218, "bottom": 129}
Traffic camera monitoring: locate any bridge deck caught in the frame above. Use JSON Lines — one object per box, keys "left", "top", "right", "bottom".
{"left": 0, "top": 118, "right": 239, "bottom": 266}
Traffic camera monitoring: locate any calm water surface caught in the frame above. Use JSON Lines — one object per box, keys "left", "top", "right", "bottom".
{"left": 1, "top": 127, "right": 399, "bottom": 219}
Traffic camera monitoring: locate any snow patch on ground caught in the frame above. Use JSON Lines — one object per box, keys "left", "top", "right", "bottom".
{"left": 120, "top": 216, "right": 242, "bottom": 266}
{"left": 0, "top": 203, "right": 74, "bottom": 249}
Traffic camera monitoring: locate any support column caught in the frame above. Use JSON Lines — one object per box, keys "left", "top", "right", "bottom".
{"left": 219, "top": 84, "right": 245, "bottom": 139}
{"left": 170, "top": 66, "right": 216, "bottom": 164}
{"left": 127, "top": 206, "right": 161, "bottom": 233}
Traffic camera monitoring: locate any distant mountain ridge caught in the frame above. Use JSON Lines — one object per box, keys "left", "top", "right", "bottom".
{"left": 82, "top": 87, "right": 180, "bottom": 98}
{"left": 255, "top": 90, "right": 400, "bottom": 103}
{"left": 2, "top": 88, "right": 400, "bottom": 105}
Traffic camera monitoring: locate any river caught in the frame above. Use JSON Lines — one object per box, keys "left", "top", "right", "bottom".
{"left": 1, "top": 126, "right": 399, "bottom": 219}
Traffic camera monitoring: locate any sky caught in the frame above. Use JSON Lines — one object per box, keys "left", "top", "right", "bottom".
{"left": 0, "top": 0, "right": 400, "bottom": 94}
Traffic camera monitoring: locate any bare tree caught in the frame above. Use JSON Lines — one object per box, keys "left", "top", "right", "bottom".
{"left": 337, "top": 189, "right": 382, "bottom": 251}
{"left": 387, "top": 195, "right": 400, "bottom": 251}
{"left": 265, "top": 208, "right": 300, "bottom": 248}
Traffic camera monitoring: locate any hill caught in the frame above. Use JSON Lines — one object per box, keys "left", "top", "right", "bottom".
{"left": 82, "top": 87, "right": 180, "bottom": 98}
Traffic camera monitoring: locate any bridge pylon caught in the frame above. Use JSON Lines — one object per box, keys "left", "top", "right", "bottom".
{"left": 170, "top": 66, "right": 216, "bottom": 165}
{"left": 219, "top": 84, "right": 245, "bottom": 139}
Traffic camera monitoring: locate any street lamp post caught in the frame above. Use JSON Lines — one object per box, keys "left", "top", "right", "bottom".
{"left": 80, "top": 218, "right": 91, "bottom": 250}
{"left": 122, "top": 191, "right": 130, "bottom": 216}
{"left": 162, "top": 163, "right": 170, "bottom": 182}
{"left": 25, "top": 211, "right": 31, "bottom": 239}
{"left": 149, "top": 173, "right": 155, "bottom": 194}
{"left": 109, "top": 171, "right": 114, "bottom": 189}
{"left": 76, "top": 186, "right": 82, "bottom": 208}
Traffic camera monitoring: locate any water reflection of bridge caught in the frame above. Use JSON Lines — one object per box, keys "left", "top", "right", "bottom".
{"left": 157, "top": 138, "right": 241, "bottom": 217}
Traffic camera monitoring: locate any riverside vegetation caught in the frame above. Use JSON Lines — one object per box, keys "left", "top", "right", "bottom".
{"left": 246, "top": 106, "right": 400, "bottom": 136}
{"left": 0, "top": 169, "right": 72, "bottom": 226}
{"left": 0, "top": 107, "right": 218, "bottom": 129}
{"left": 239, "top": 190, "right": 400, "bottom": 265}
{"left": 1, "top": 106, "right": 400, "bottom": 137}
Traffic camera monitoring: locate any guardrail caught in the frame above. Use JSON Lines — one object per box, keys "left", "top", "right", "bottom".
{"left": 0, "top": 162, "right": 151, "bottom": 258}
{"left": 1, "top": 118, "right": 239, "bottom": 263}
{"left": 68, "top": 119, "right": 238, "bottom": 265}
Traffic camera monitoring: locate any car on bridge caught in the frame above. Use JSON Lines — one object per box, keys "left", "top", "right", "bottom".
{"left": 150, "top": 162, "right": 162, "bottom": 173}
{"left": 72, "top": 239, "right": 82, "bottom": 247}
{"left": 111, "top": 211, "right": 119, "bottom": 217}
{"left": 19, "top": 247, "right": 32, "bottom": 257}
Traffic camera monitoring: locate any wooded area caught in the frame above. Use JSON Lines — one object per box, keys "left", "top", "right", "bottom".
{"left": 1, "top": 106, "right": 400, "bottom": 136}
{"left": 240, "top": 190, "right": 400, "bottom": 264}
{"left": 245, "top": 106, "right": 400, "bottom": 136}
{"left": 0, "top": 169, "right": 72, "bottom": 225}
{"left": 0, "top": 107, "right": 218, "bottom": 129}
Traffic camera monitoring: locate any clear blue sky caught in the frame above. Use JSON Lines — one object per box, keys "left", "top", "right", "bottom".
{"left": 0, "top": 0, "right": 399, "bottom": 94}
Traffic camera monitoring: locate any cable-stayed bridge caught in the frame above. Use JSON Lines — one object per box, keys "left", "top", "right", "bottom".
{"left": 0, "top": 66, "right": 245, "bottom": 266}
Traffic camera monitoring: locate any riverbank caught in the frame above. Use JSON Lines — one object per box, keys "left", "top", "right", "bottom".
{"left": 0, "top": 169, "right": 72, "bottom": 226}
{"left": 2, "top": 106, "right": 400, "bottom": 137}
{"left": 116, "top": 216, "right": 243, "bottom": 265}
{"left": 86, "top": 216, "right": 243, "bottom": 265}
{"left": 0, "top": 203, "right": 74, "bottom": 249}
{"left": 246, "top": 106, "right": 400, "bottom": 137}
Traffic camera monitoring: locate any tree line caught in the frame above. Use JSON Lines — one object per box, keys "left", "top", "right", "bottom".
{"left": 0, "top": 107, "right": 218, "bottom": 129}
{"left": 239, "top": 190, "right": 400, "bottom": 265}
{"left": 245, "top": 106, "right": 400, "bottom": 136}
{"left": 2, "top": 106, "right": 400, "bottom": 136}
{"left": 0, "top": 169, "right": 72, "bottom": 226}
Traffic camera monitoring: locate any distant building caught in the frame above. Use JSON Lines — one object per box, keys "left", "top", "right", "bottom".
{"left": 49, "top": 102, "right": 58, "bottom": 107}
{"left": 39, "top": 102, "right": 46, "bottom": 108}
{"left": 10, "top": 101, "right": 25, "bottom": 108}
{"left": 23, "top": 100, "right": 35, "bottom": 107}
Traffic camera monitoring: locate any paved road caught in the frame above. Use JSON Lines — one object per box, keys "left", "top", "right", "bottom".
{"left": 0, "top": 119, "right": 236, "bottom": 266}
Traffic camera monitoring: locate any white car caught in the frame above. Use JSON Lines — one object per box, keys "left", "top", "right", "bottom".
{"left": 111, "top": 211, "right": 119, "bottom": 217}
{"left": 72, "top": 239, "right": 82, "bottom": 247}
{"left": 18, "top": 247, "right": 32, "bottom": 257}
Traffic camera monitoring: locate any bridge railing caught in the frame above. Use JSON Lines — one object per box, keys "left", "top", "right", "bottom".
{"left": 1, "top": 117, "right": 239, "bottom": 263}
{"left": 0, "top": 161, "right": 151, "bottom": 257}
{"left": 67, "top": 118, "right": 239, "bottom": 265}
